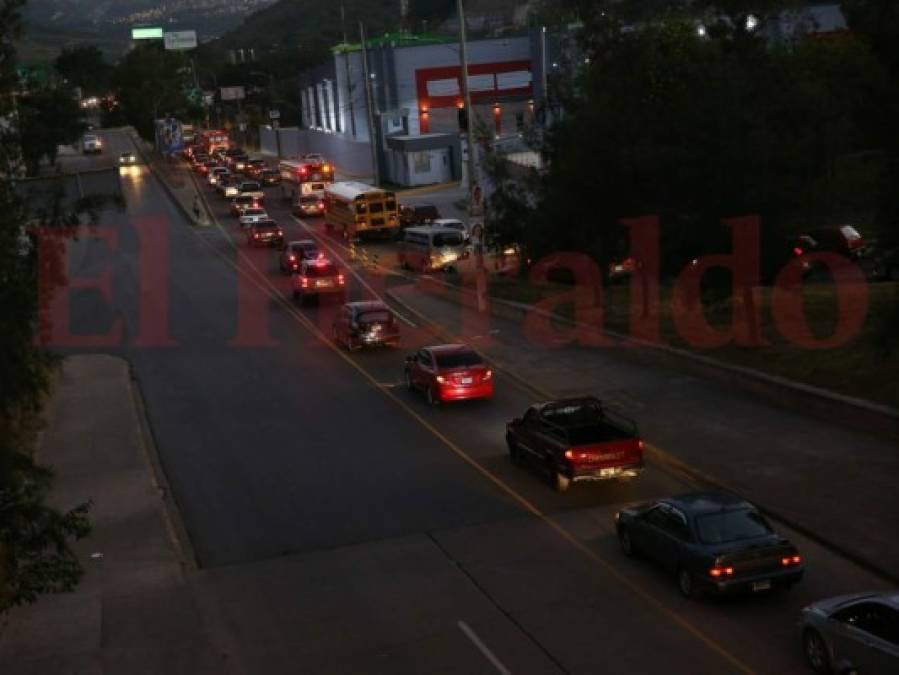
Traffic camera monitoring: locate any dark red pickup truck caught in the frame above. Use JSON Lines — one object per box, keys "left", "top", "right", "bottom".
{"left": 505, "top": 397, "right": 644, "bottom": 492}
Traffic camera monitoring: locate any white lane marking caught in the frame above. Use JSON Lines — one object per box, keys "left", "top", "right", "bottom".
{"left": 458, "top": 621, "right": 511, "bottom": 675}
{"left": 289, "top": 214, "right": 418, "bottom": 328}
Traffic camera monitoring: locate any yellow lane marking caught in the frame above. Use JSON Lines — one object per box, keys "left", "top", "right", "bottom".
{"left": 185, "top": 180, "right": 756, "bottom": 675}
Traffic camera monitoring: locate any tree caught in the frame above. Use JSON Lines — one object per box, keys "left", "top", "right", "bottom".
{"left": 112, "top": 43, "right": 192, "bottom": 140}
{"left": 54, "top": 45, "right": 112, "bottom": 97}
{"left": 0, "top": 0, "right": 92, "bottom": 611}
{"left": 16, "top": 86, "right": 86, "bottom": 176}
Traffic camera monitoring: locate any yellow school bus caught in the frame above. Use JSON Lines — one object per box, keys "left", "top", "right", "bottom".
{"left": 324, "top": 181, "right": 399, "bottom": 240}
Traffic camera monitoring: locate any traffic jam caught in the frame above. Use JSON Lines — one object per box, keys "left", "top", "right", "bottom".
{"left": 183, "top": 134, "right": 896, "bottom": 673}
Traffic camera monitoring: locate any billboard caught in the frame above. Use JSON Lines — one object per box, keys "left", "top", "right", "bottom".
{"left": 131, "top": 26, "right": 164, "bottom": 40}
{"left": 220, "top": 86, "right": 246, "bottom": 101}
{"left": 164, "top": 30, "right": 197, "bottom": 51}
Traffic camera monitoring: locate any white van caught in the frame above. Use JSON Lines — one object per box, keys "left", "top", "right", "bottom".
{"left": 398, "top": 226, "right": 466, "bottom": 272}
{"left": 429, "top": 218, "right": 472, "bottom": 242}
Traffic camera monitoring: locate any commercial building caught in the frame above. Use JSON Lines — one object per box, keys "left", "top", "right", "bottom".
{"left": 279, "top": 32, "right": 535, "bottom": 186}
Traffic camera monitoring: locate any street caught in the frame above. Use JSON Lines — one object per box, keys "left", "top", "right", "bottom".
{"left": 38, "top": 128, "right": 892, "bottom": 674}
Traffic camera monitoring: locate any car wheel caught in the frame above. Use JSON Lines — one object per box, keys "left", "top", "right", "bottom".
{"left": 618, "top": 527, "right": 636, "bottom": 557}
{"left": 553, "top": 470, "right": 571, "bottom": 493}
{"left": 507, "top": 436, "right": 522, "bottom": 465}
{"left": 803, "top": 629, "right": 831, "bottom": 674}
{"left": 426, "top": 386, "right": 439, "bottom": 406}
{"left": 677, "top": 567, "right": 695, "bottom": 599}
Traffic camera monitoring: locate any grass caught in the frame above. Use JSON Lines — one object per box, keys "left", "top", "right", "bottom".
{"left": 459, "top": 273, "right": 899, "bottom": 409}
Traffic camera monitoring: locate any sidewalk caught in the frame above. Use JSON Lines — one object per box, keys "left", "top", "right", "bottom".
{"left": 0, "top": 356, "right": 224, "bottom": 675}
{"left": 386, "top": 281, "right": 899, "bottom": 583}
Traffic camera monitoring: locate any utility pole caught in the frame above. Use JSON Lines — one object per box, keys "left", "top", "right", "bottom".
{"left": 456, "top": 0, "right": 487, "bottom": 312}
{"left": 456, "top": 0, "right": 478, "bottom": 195}
{"left": 360, "top": 22, "right": 380, "bottom": 186}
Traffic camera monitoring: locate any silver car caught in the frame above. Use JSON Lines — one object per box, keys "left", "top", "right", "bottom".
{"left": 800, "top": 591, "right": 899, "bottom": 674}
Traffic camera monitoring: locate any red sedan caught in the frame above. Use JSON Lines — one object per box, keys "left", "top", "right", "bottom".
{"left": 404, "top": 344, "right": 493, "bottom": 405}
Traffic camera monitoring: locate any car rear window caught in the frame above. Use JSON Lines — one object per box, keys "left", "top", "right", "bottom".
{"left": 435, "top": 350, "right": 483, "bottom": 369}
{"left": 358, "top": 311, "right": 391, "bottom": 324}
{"left": 306, "top": 264, "right": 338, "bottom": 277}
{"left": 242, "top": 182, "right": 261, "bottom": 190}
{"left": 300, "top": 196, "right": 321, "bottom": 204}
{"left": 244, "top": 209, "right": 265, "bottom": 216}
{"left": 433, "top": 233, "right": 464, "bottom": 247}
{"left": 695, "top": 509, "right": 773, "bottom": 544}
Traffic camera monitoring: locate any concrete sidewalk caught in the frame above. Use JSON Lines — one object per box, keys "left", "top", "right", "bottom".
{"left": 386, "top": 281, "right": 899, "bottom": 583}
{"left": 0, "top": 356, "right": 225, "bottom": 675}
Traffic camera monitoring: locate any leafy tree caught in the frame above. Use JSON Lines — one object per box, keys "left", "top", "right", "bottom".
{"left": 54, "top": 45, "right": 112, "bottom": 97}
{"left": 112, "top": 43, "right": 193, "bottom": 140}
{"left": 16, "top": 86, "right": 86, "bottom": 176}
{"left": 0, "top": 0, "right": 92, "bottom": 611}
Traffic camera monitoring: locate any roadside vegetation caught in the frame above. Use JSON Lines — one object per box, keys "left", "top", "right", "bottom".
{"left": 1, "top": 0, "right": 92, "bottom": 612}
{"left": 479, "top": 0, "right": 899, "bottom": 404}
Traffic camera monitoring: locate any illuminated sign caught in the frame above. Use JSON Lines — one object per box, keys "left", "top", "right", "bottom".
{"left": 131, "top": 27, "right": 164, "bottom": 40}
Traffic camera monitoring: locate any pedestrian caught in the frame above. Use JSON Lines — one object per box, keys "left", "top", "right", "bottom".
{"left": 193, "top": 195, "right": 200, "bottom": 221}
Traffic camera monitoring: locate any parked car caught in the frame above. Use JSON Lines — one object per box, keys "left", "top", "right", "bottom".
{"left": 261, "top": 168, "right": 281, "bottom": 185}
{"left": 506, "top": 397, "right": 643, "bottom": 492}
{"left": 858, "top": 240, "right": 899, "bottom": 282}
{"left": 292, "top": 259, "right": 346, "bottom": 304}
{"left": 279, "top": 240, "right": 321, "bottom": 273}
{"left": 804, "top": 225, "right": 865, "bottom": 259}
{"left": 800, "top": 591, "right": 899, "bottom": 674}
{"left": 404, "top": 344, "right": 493, "bottom": 405}
{"left": 429, "top": 218, "right": 472, "bottom": 242}
{"left": 238, "top": 208, "right": 269, "bottom": 228}
{"left": 119, "top": 151, "right": 137, "bottom": 166}
{"left": 332, "top": 301, "right": 400, "bottom": 350}
{"left": 615, "top": 492, "right": 804, "bottom": 598}
{"left": 230, "top": 194, "right": 262, "bottom": 216}
{"left": 399, "top": 203, "right": 441, "bottom": 228}
{"left": 246, "top": 220, "right": 284, "bottom": 248}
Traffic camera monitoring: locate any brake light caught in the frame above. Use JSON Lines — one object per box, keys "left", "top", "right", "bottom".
{"left": 638, "top": 440, "right": 645, "bottom": 450}
{"left": 708, "top": 566, "right": 734, "bottom": 578}
{"left": 781, "top": 555, "right": 801, "bottom": 566}
{"left": 323, "top": 164, "right": 331, "bottom": 172}
{"left": 564, "top": 449, "right": 574, "bottom": 460}
{"left": 253, "top": 233, "right": 260, "bottom": 239}
{"left": 435, "top": 375, "right": 446, "bottom": 384}
{"left": 483, "top": 370, "right": 492, "bottom": 380}
{"left": 793, "top": 247, "right": 803, "bottom": 256}
{"left": 289, "top": 255, "right": 296, "bottom": 262}
{"left": 337, "top": 274, "right": 345, "bottom": 285}
{"left": 301, "top": 277, "right": 309, "bottom": 288}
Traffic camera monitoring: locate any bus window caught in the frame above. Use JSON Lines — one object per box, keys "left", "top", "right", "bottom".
{"left": 369, "top": 202, "right": 384, "bottom": 214}
{"left": 386, "top": 200, "right": 396, "bottom": 211}
{"left": 355, "top": 202, "right": 367, "bottom": 214}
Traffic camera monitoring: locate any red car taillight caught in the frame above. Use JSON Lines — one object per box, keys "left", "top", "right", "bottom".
{"left": 337, "top": 274, "right": 345, "bottom": 285}
{"left": 253, "top": 233, "right": 260, "bottom": 239}
{"left": 301, "top": 277, "right": 309, "bottom": 288}
{"left": 781, "top": 555, "right": 801, "bottom": 566}
{"left": 708, "top": 566, "right": 734, "bottom": 578}
{"left": 289, "top": 255, "right": 296, "bottom": 262}
{"left": 482, "top": 369, "right": 492, "bottom": 381}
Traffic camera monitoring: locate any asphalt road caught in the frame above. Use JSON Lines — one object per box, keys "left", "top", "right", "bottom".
{"left": 53, "top": 129, "right": 890, "bottom": 674}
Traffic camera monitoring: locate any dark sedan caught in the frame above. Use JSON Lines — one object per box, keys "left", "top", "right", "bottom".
{"left": 247, "top": 220, "right": 284, "bottom": 248}
{"left": 615, "top": 492, "right": 803, "bottom": 598}
{"left": 332, "top": 301, "right": 400, "bottom": 351}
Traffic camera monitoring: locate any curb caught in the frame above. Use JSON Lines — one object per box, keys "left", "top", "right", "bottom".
{"left": 385, "top": 285, "right": 899, "bottom": 586}
{"left": 411, "top": 274, "right": 899, "bottom": 441}
{"left": 396, "top": 181, "right": 462, "bottom": 198}
{"left": 127, "top": 129, "right": 212, "bottom": 228}
{"left": 127, "top": 362, "right": 200, "bottom": 571}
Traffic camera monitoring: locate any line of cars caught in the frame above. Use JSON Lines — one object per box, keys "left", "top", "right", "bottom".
{"left": 186, "top": 147, "right": 896, "bottom": 673}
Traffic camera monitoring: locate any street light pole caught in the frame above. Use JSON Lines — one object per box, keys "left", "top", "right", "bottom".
{"left": 456, "top": 0, "right": 478, "bottom": 195}
{"left": 360, "top": 22, "right": 381, "bottom": 186}
{"left": 456, "top": 0, "right": 487, "bottom": 312}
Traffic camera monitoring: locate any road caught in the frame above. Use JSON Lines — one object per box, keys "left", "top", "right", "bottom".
{"left": 51, "top": 128, "right": 890, "bottom": 674}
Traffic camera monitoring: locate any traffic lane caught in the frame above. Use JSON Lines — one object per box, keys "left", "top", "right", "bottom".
{"left": 64, "top": 144, "right": 525, "bottom": 568}
{"left": 195, "top": 182, "right": 885, "bottom": 674}
{"left": 533, "top": 502, "right": 891, "bottom": 675}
